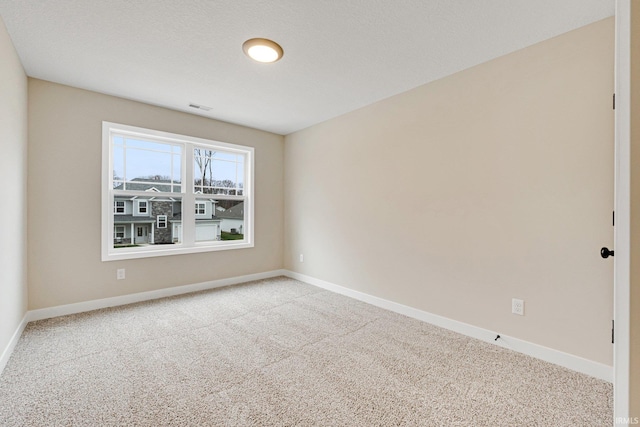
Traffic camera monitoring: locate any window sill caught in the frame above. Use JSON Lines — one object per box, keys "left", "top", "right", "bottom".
{"left": 102, "top": 241, "right": 254, "bottom": 262}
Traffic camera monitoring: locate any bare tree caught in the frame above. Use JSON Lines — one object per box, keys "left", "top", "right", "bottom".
{"left": 194, "top": 149, "right": 214, "bottom": 192}
{"left": 220, "top": 179, "right": 235, "bottom": 195}
{"left": 140, "top": 175, "right": 171, "bottom": 180}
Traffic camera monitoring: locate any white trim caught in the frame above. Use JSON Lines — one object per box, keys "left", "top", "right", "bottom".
{"left": 0, "top": 314, "right": 29, "bottom": 377}
{"left": 102, "top": 121, "right": 255, "bottom": 262}
{"left": 156, "top": 214, "right": 167, "bottom": 229}
{"left": 102, "top": 122, "right": 111, "bottom": 261}
{"left": 195, "top": 201, "right": 206, "bottom": 215}
{"left": 284, "top": 270, "right": 613, "bottom": 382}
{"left": 114, "top": 225, "right": 125, "bottom": 239}
{"left": 615, "top": 0, "right": 631, "bottom": 421}
{"left": 113, "top": 200, "right": 125, "bottom": 214}
{"left": 27, "top": 269, "right": 286, "bottom": 322}
{"left": 106, "top": 240, "right": 254, "bottom": 262}
{"left": 135, "top": 199, "right": 148, "bottom": 216}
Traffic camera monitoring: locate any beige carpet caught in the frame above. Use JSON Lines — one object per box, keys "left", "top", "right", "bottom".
{"left": 0, "top": 277, "right": 612, "bottom": 426}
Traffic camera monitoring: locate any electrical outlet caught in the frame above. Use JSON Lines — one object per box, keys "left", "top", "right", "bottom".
{"left": 512, "top": 298, "right": 524, "bottom": 316}
{"left": 299, "top": 254, "right": 304, "bottom": 263}
{"left": 117, "top": 269, "right": 126, "bottom": 280}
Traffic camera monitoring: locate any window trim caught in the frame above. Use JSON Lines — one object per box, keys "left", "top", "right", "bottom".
{"left": 195, "top": 201, "right": 206, "bottom": 215}
{"left": 156, "top": 215, "right": 167, "bottom": 229}
{"left": 114, "top": 200, "right": 125, "bottom": 214}
{"left": 136, "top": 199, "right": 148, "bottom": 215}
{"left": 102, "top": 122, "right": 254, "bottom": 261}
{"left": 114, "top": 225, "right": 125, "bottom": 239}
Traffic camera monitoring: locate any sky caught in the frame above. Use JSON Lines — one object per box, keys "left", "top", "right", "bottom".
{"left": 112, "top": 136, "right": 244, "bottom": 191}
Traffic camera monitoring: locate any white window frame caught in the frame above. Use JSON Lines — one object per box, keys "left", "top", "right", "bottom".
{"left": 102, "top": 122, "right": 254, "bottom": 261}
{"left": 195, "top": 202, "right": 206, "bottom": 215}
{"left": 114, "top": 200, "right": 125, "bottom": 214}
{"left": 157, "top": 215, "right": 167, "bottom": 229}
{"left": 136, "top": 199, "right": 148, "bottom": 215}
{"left": 114, "top": 226, "right": 125, "bottom": 239}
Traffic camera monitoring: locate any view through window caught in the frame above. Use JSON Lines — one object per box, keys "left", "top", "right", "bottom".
{"left": 102, "top": 122, "right": 253, "bottom": 261}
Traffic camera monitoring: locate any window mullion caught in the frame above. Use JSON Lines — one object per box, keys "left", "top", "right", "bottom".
{"left": 182, "top": 143, "right": 195, "bottom": 246}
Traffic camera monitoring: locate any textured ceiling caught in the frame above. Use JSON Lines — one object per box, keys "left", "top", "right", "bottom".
{"left": 0, "top": 1, "right": 614, "bottom": 135}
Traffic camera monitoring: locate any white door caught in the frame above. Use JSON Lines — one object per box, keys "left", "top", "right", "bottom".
{"left": 135, "top": 225, "right": 149, "bottom": 244}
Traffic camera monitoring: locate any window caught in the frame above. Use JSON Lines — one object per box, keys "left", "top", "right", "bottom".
{"left": 114, "top": 200, "right": 125, "bottom": 214}
{"left": 114, "top": 226, "right": 125, "bottom": 239}
{"left": 102, "top": 122, "right": 254, "bottom": 261}
{"left": 195, "top": 202, "right": 206, "bottom": 215}
{"left": 137, "top": 200, "right": 148, "bottom": 214}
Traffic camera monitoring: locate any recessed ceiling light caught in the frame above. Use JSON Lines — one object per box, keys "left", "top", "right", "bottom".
{"left": 242, "top": 38, "right": 284, "bottom": 63}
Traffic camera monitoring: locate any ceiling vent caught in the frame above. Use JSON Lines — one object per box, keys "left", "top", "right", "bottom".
{"left": 189, "top": 103, "right": 212, "bottom": 111}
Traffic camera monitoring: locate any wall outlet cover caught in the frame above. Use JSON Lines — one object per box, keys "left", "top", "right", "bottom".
{"left": 512, "top": 298, "right": 524, "bottom": 315}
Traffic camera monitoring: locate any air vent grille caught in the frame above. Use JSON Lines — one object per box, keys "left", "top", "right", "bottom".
{"left": 189, "top": 103, "right": 212, "bottom": 111}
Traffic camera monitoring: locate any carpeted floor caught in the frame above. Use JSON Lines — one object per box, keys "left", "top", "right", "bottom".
{"left": 0, "top": 276, "right": 612, "bottom": 426}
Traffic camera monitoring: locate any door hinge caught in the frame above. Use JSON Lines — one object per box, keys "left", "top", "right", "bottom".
{"left": 613, "top": 93, "right": 616, "bottom": 110}
{"left": 612, "top": 319, "right": 615, "bottom": 344}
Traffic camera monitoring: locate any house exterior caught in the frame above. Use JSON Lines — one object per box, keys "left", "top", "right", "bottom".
{"left": 171, "top": 199, "right": 222, "bottom": 243}
{"left": 217, "top": 201, "right": 245, "bottom": 235}
{"left": 113, "top": 179, "right": 222, "bottom": 245}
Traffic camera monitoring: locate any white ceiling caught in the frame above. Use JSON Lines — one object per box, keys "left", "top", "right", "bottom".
{"left": 0, "top": 1, "right": 614, "bottom": 135}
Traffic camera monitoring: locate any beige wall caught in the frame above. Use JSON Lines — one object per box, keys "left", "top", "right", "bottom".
{"left": 284, "top": 18, "right": 615, "bottom": 365}
{"left": 0, "top": 18, "right": 28, "bottom": 357}
{"left": 629, "top": 1, "right": 640, "bottom": 419}
{"left": 27, "top": 79, "right": 284, "bottom": 309}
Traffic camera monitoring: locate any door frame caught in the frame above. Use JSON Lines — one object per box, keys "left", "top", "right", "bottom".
{"left": 615, "top": 0, "right": 631, "bottom": 420}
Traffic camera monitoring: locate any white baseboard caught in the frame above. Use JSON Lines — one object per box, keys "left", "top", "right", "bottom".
{"left": 284, "top": 270, "right": 613, "bottom": 383}
{"left": 27, "top": 269, "right": 286, "bottom": 322}
{"left": 0, "top": 313, "right": 29, "bottom": 376}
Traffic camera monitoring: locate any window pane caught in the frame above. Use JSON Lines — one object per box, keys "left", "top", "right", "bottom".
{"left": 112, "top": 138, "right": 182, "bottom": 192}
{"left": 193, "top": 148, "right": 245, "bottom": 195}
